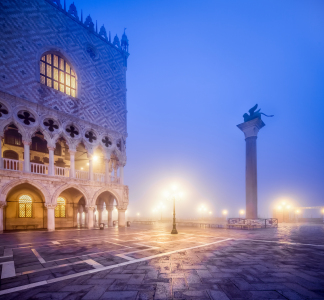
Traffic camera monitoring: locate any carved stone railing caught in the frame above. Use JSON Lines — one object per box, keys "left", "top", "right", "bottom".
{"left": 75, "top": 169, "right": 89, "bottom": 180}
{"left": 30, "top": 162, "right": 48, "bottom": 175}
{"left": 3, "top": 158, "right": 23, "bottom": 171}
{"left": 55, "top": 166, "right": 70, "bottom": 177}
{"left": 94, "top": 172, "right": 105, "bottom": 183}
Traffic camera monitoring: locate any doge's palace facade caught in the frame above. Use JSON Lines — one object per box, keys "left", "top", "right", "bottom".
{"left": 0, "top": 0, "right": 130, "bottom": 232}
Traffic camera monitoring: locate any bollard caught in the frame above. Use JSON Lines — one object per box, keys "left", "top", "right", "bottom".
{"left": 99, "top": 223, "right": 105, "bottom": 230}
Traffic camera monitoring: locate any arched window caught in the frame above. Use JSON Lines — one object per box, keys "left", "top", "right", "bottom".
{"left": 55, "top": 197, "right": 66, "bottom": 218}
{"left": 40, "top": 53, "right": 77, "bottom": 97}
{"left": 19, "top": 195, "right": 32, "bottom": 218}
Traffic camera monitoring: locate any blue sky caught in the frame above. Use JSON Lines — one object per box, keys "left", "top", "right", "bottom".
{"left": 74, "top": 0, "right": 324, "bottom": 218}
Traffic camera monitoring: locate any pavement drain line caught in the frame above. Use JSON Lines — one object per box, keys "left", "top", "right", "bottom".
{"left": 0, "top": 238, "right": 233, "bottom": 296}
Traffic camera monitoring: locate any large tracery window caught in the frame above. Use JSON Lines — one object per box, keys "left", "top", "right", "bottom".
{"left": 55, "top": 197, "right": 66, "bottom": 218}
{"left": 19, "top": 195, "right": 32, "bottom": 218}
{"left": 40, "top": 53, "right": 77, "bottom": 97}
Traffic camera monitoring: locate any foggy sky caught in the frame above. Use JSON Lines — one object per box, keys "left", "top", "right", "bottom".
{"left": 74, "top": 0, "right": 324, "bottom": 218}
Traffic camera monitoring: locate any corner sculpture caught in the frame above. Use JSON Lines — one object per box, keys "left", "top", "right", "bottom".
{"left": 237, "top": 104, "right": 273, "bottom": 219}
{"left": 243, "top": 104, "right": 274, "bottom": 122}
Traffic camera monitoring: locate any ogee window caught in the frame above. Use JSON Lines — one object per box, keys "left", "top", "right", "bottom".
{"left": 40, "top": 53, "right": 77, "bottom": 97}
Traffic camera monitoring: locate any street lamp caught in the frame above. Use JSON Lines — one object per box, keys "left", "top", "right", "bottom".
{"left": 198, "top": 205, "right": 207, "bottom": 221}
{"left": 222, "top": 210, "right": 228, "bottom": 220}
{"left": 239, "top": 210, "right": 245, "bottom": 218}
{"left": 164, "top": 186, "right": 183, "bottom": 234}
{"left": 277, "top": 202, "right": 291, "bottom": 222}
{"left": 157, "top": 203, "right": 165, "bottom": 221}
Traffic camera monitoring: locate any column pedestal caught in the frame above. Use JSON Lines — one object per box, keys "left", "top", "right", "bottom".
{"left": 237, "top": 118, "right": 265, "bottom": 219}
{"left": 0, "top": 202, "right": 6, "bottom": 233}
{"left": 45, "top": 204, "right": 56, "bottom": 232}
{"left": 107, "top": 208, "right": 113, "bottom": 227}
{"left": 118, "top": 209, "right": 126, "bottom": 227}
{"left": 86, "top": 206, "right": 95, "bottom": 229}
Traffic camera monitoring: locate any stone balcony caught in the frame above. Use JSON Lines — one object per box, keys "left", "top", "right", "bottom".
{"left": 2, "top": 157, "right": 122, "bottom": 184}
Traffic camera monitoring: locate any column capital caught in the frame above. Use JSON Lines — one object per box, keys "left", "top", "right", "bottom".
{"left": 22, "top": 140, "right": 32, "bottom": 146}
{"left": 237, "top": 118, "right": 265, "bottom": 139}
{"left": 85, "top": 205, "right": 96, "bottom": 211}
{"left": 0, "top": 201, "right": 7, "bottom": 208}
{"left": 69, "top": 150, "right": 77, "bottom": 155}
{"left": 47, "top": 146, "right": 55, "bottom": 151}
{"left": 116, "top": 203, "right": 128, "bottom": 211}
{"left": 45, "top": 203, "right": 56, "bottom": 209}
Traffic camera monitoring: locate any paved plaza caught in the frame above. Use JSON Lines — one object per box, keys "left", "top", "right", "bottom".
{"left": 0, "top": 223, "right": 323, "bottom": 299}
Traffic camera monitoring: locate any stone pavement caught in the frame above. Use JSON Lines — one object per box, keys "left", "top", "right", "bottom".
{"left": 0, "top": 223, "right": 323, "bottom": 299}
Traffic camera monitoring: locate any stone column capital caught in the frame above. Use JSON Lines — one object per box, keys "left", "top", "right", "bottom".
{"left": 47, "top": 146, "right": 55, "bottom": 151}
{"left": 0, "top": 201, "right": 7, "bottom": 208}
{"left": 237, "top": 118, "right": 265, "bottom": 139}
{"left": 69, "top": 150, "right": 77, "bottom": 155}
{"left": 22, "top": 140, "right": 32, "bottom": 146}
{"left": 85, "top": 205, "right": 96, "bottom": 211}
{"left": 45, "top": 203, "right": 56, "bottom": 209}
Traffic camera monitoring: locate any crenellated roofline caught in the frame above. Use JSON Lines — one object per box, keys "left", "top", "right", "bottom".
{"left": 45, "top": 0, "right": 130, "bottom": 60}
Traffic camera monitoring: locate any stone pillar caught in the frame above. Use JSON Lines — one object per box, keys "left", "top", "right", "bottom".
{"left": 84, "top": 210, "right": 89, "bottom": 228}
{"left": 98, "top": 208, "right": 103, "bottom": 224}
{"left": 48, "top": 147, "right": 55, "bottom": 176}
{"left": 118, "top": 209, "right": 126, "bottom": 227}
{"left": 0, "top": 202, "right": 6, "bottom": 233}
{"left": 45, "top": 204, "right": 56, "bottom": 232}
{"left": 120, "top": 165, "right": 124, "bottom": 185}
{"left": 0, "top": 135, "right": 3, "bottom": 169}
{"left": 237, "top": 118, "right": 265, "bottom": 219}
{"left": 86, "top": 206, "right": 95, "bottom": 229}
{"left": 113, "top": 162, "right": 118, "bottom": 183}
{"left": 88, "top": 155, "right": 93, "bottom": 181}
{"left": 23, "top": 140, "right": 31, "bottom": 173}
{"left": 69, "top": 150, "right": 76, "bottom": 178}
{"left": 107, "top": 206, "right": 113, "bottom": 227}
{"left": 105, "top": 157, "right": 110, "bottom": 184}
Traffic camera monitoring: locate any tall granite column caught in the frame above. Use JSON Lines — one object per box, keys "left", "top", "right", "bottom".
{"left": 237, "top": 118, "right": 265, "bottom": 219}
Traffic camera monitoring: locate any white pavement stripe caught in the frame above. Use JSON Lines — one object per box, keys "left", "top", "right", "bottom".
{"left": 116, "top": 254, "right": 135, "bottom": 261}
{"left": 84, "top": 259, "right": 104, "bottom": 269}
{"left": 0, "top": 238, "right": 232, "bottom": 296}
{"left": 46, "top": 246, "right": 132, "bottom": 263}
{"left": 238, "top": 239, "right": 324, "bottom": 247}
{"left": 1, "top": 261, "right": 15, "bottom": 279}
{"left": 51, "top": 241, "right": 60, "bottom": 245}
{"left": 3, "top": 248, "right": 13, "bottom": 257}
{"left": 31, "top": 249, "right": 46, "bottom": 264}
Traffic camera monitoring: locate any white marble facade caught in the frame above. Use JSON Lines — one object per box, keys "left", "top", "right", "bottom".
{"left": 0, "top": 0, "right": 129, "bottom": 232}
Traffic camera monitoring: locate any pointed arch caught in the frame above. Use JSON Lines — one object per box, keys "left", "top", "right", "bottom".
{"left": 51, "top": 183, "right": 90, "bottom": 205}
{"left": 91, "top": 187, "right": 122, "bottom": 207}
{"left": 0, "top": 178, "right": 50, "bottom": 203}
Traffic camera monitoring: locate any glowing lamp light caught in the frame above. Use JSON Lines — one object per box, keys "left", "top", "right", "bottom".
{"left": 93, "top": 155, "right": 98, "bottom": 161}
{"left": 240, "top": 210, "right": 244, "bottom": 214}
{"left": 81, "top": 167, "right": 83, "bottom": 170}
{"left": 277, "top": 206, "right": 282, "bottom": 210}
{"left": 222, "top": 210, "right": 228, "bottom": 215}
{"left": 87, "top": 163, "right": 89, "bottom": 166}
{"left": 209, "top": 211, "right": 212, "bottom": 214}
{"left": 137, "top": 213, "right": 140, "bottom": 216}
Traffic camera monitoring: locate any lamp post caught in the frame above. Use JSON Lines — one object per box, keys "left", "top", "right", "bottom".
{"left": 222, "top": 210, "right": 228, "bottom": 221}
{"left": 277, "top": 202, "right": 290, "bottom": 223}
{"left": 239, "top": 210, "right": 245, "bottom": 219}
{"left": 165, "top": 186, "right": 183, "bottom": 235}
{"left": 198, "top": 205, "right": 207, "bottom": 221}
